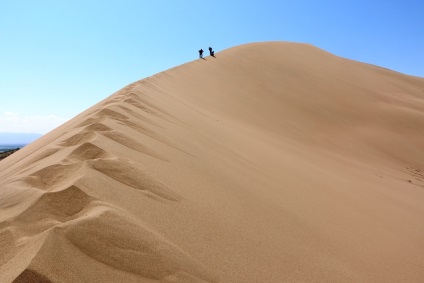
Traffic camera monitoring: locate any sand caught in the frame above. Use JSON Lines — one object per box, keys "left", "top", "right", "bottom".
{"left": 1, "top": 41, "right": 424, "bottom": 282}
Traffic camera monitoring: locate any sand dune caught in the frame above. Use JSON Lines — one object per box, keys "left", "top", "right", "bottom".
{"left": 1, "top": 41, "right": 424, "bottom": 282}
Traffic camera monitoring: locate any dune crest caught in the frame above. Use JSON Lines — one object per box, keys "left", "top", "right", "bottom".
{"left": 1, "top": 41, "right": 424, "bottom": 282}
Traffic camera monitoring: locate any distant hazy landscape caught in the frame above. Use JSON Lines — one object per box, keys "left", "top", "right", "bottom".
{"left": 0, "top": 147, "right": 21, "bottom": 161}
{"left": 0, "top": 144, "right": 25, "bottom": 153}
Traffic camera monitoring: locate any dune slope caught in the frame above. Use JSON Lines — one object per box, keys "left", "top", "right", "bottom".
{"left": 1, "top": 42, "right": 424, "bottom": 282}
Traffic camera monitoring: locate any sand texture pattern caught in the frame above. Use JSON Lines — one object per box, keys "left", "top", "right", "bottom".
{"left": 1, "top": 42, "right": 424, "bottom": 282}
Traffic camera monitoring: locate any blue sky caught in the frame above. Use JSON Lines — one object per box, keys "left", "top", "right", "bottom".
{"left": 1, "top": 0, "right": 423, "bottom": 134}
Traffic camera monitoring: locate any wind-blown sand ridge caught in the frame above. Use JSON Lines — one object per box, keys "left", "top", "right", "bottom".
{"left": 1, "top": 41, "right": 424, "bottom": 282}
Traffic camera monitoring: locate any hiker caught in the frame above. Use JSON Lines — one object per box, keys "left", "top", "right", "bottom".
{"left": 199, "top": 49, "right": 204, "bottom": 59}
{"left": 209, "top": 46, "right": 215, "bottom": 57}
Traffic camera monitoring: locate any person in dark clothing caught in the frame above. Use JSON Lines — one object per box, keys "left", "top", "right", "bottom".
{"left": 199, "top": 49, "right": 204, "bottom": 59}
{"left": 209, "top": 46, "right": 215, "bottom": 57}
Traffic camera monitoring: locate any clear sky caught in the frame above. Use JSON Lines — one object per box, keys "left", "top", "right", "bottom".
{"left": 1, "top": 0, "right": 423, "bottom": 134}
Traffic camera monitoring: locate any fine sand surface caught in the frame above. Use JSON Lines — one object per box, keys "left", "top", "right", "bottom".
{"left": 1, "top": 42, "right": 424, "bottom": 282}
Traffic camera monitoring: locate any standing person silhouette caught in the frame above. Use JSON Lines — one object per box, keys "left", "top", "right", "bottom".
{"left": 199, "top": 49, "right": 204, "bottom": 59}
{"left": 209, "top": 46, "right": 215, "bottom": 57}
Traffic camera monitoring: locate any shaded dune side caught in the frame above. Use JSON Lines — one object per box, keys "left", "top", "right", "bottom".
{"left": 0, "top": 85, "right": 184, "bottom": 183}
{"left": 0, "top": 87, "right": 213, "bottom": 282}
{"left": 13, "top": 269, "right": 52, "bottom": 283}
{"left": 8, "top": 104, "right": 180, "bottom": 201}
{"left": 18, "top": 163, "right": 83, "bottom": 191}
{"left": 7, "top": 103, "right": 182, "bottom": 200}
{"left": 67, "top": 142, "right": 110, "bottom": 161}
